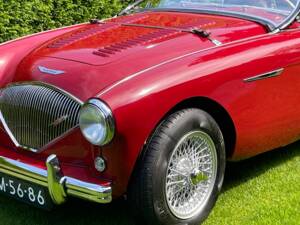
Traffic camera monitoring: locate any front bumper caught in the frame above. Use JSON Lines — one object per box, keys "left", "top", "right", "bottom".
{"left": 0, "top": 154, "right": 112, "bottom": 204}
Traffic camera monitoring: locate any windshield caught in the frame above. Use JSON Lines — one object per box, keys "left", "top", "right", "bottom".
{"left": 155, "top": 0, "right": 300, "bottom": 27}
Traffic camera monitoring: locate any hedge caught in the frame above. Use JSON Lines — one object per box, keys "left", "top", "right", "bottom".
{"left": 0, "top": 0, "right": 130, "bottom": 43}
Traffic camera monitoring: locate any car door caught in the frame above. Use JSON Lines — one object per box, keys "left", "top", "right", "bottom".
{"left": 227, "top": 22, "right": 300, "bottom": 159}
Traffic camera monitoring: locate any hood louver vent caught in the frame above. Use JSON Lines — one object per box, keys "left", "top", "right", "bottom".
{"left": 93, "top": 19, "right": 216, "bottom": 58}
{"left": 93, "top": 29, "right": 177, "bottom": 57}
{"left": 48, "top": 24, "right": 120, "bottom": 48}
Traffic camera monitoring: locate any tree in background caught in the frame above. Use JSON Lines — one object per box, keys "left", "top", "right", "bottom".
{"left": 0, "top": 0, "right": 130, "bottom": 43}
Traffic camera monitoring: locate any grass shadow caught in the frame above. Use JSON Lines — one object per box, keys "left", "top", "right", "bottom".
{"left": 0, "top": 196, "right": 135, "bottom": 225}
{"left": 222, "top": 141, "right": 300, "bottom": 192}
{"left": 0, "top": 141, "right": 299, "bottom": 225}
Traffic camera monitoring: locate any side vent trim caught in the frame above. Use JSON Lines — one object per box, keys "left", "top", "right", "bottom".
{"left": 244, "top": 68, "right": 284, "bottom": 82}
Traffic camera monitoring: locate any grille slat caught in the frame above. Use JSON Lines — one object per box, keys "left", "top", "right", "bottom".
{"left": 36, "top": 87, "right": 47, "bottom": 147}
{"left": 0, "top": 83, "right": 82, "bottom": 152}
{"left": 41, "top": 87, "right": 51, "bottom": 147}
{"left": 51, "top": 92, "right": 62, "bottom": 143}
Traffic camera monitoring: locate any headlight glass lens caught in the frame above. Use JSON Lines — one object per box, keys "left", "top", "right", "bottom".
{"left": 79, "top": 99, "right": 114, "bottom": 146}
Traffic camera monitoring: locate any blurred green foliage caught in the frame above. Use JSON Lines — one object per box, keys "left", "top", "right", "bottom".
{"left": 0, "top": 0, "right": 131, "bottom": 43}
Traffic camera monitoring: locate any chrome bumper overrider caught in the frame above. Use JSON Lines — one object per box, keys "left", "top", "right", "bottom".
{"left": 0, "top": 154, "right": 112, "bottom": 204}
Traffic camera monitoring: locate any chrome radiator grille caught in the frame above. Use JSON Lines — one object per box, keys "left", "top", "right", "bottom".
{"left": 0, "top": 83, "right": 82, "bottom": 152}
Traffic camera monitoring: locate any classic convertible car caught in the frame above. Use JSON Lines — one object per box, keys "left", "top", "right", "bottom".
{"left": 0, "top": 0, "right": 299, "bottom": 224}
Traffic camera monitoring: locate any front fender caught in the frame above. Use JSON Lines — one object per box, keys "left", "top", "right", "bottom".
{"left": 95, "top": 29, "right": 300, "bottom": 196}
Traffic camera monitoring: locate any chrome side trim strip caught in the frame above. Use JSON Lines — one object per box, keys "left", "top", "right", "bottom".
{"left": 243, "top": 68, "right": 284, "bottom": 82}
{"left": 0, "top": 154, "right": 112, "bottom": 204}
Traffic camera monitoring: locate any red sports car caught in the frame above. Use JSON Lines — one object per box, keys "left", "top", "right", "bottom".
{"left": 0, "top": 0, "right": 299, "bottom": 224}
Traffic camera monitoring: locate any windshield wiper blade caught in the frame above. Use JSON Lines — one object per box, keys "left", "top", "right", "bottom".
{"left": 118, "top": 0, "right": 145, "bottom": 16}
{"left": 123, "top": 23, "right": 222, "bottom": 46}
{"left": 89, "top": 19, "right": 222, "bottom": 46}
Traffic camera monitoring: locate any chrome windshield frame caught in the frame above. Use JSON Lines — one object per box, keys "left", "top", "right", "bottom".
{"left": 278, "top": 1, "right": 300, "bottom": 30}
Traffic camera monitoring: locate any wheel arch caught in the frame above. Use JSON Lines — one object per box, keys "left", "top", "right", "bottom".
{"left": 134, "top": 96, "right": 236, "bottom": 170}
{"left": 166, "top": 97, "right": 236, "bottom": 158}
{"left": 137, "top": 97, "right": 236, "bottom": 161}
{"left": 127, "top": 96, "right": 236, "bottom": 194}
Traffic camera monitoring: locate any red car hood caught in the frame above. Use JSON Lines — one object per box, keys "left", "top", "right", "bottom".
{"left": 14, "top": 11, "right": 266, "bottom": 101}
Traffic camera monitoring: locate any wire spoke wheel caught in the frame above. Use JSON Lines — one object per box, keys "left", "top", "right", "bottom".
{"left": 128, "top": 109, "right": 225, "bottom": 225}
{"left": 165, "top": 130, "right": 218, "bottom": 219}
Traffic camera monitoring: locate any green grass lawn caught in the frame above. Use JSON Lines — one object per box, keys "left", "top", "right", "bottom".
{"left": 0, "top": 142, "right": 299, "bottom": 225}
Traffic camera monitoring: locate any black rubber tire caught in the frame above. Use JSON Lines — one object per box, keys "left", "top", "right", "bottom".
{"left": 128, "top": 108, "right": 226, "bottom": 225}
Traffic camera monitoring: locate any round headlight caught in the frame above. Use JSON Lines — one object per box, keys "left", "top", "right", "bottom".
{"left": 79, "top": 99, "right": 115, "bottom": 146}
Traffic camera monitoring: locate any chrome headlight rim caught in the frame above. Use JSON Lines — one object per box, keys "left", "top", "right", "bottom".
{"left": 79, "top": 98, "right": 115, "bottom": 146}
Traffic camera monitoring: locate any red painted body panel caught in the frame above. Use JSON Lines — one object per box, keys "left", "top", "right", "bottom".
{"left": 9, "top": 12, "right": 266, "bottom": 101}
{"left": 1, "top": 11, "right": 300, "bottom": 197}
{"left": 31, "top": 12, "right": 266, "bottom": 66}
{"left": 97, "top": 28, "right": 300, "bottom": 194}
